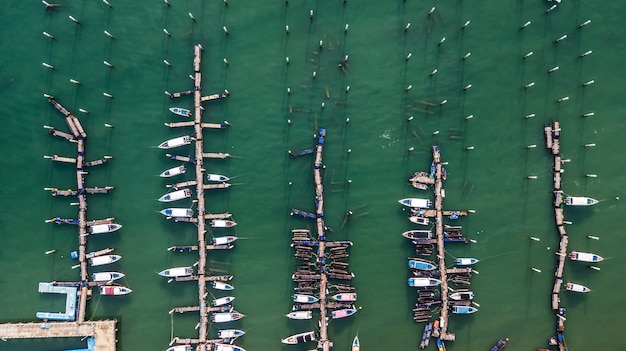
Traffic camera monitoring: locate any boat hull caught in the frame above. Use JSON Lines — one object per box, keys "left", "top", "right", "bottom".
{"left": 331, "top": 308, "right": 357, "bottom": 319}
{"left": 212, "top": 220, "right": 237, "bottom": 228}
{"left": 566, "top": 282, "right": 590, "bottom": 293}
{"left": 89, "top": 255, "right": 122, "bottom": 267}
{"left": 569, "top": 251, "right": 603, "bottom": 262}
{"left": 92, "top": 272, "right": 125, "bottom": 282}
{"left": 408, "top": 277, "right": 442, "bottom": 287}
{"left": 158, "top": 266, "right": 193, "bottom": 278}
{"left": 212, "top": 281, "right": 235, "bottom": 291}
{"left": 100, "top": 286, "right": 132, "bottom": 295}
{"left": 281, "top": 331, "right": 316, "bottom": 344}
{"left": 160, "top": 165, "right": 186, "bottom": 178}
{"left": 286, "top": 311, "right": 312, "bottom": 320}
{"left": 213, "top": 296, "right": 235, "bottom": 306}
{"left": 331, "top": 293, "right": 357, "bottom": 302}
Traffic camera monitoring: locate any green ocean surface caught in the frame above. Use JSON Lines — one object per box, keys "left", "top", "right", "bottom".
{"left": 0, "top": 1, "right": 624, "bottom": 350}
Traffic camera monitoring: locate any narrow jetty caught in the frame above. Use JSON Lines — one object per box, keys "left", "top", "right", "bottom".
{"left": 543, "top": 122, "right": 568, "bottom": 351}
{"left": 287, "top": 129, "right": 356, "bottom": 351}
{"left": 163, "top": 44, "right": 237, "bottom": 351}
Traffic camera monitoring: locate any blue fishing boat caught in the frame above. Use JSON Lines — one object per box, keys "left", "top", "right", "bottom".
{"left": 455, "top": 257, "right": 479, "bottom": 266}
{"left": 352, "top": 335, "right": 360, "bottom": 351}
{"left": 408, "top": 258, "right": 437, "bottom": 271}
{"left": 452, "top": 305, "right": 478, "bottom": 314}
{"left": 293, "top": 294, "right": 319, "bottom": 303}
{"left": 490, "top": 338, "right": 509, "bottom": 351}
{"left": 408, "top": 278, "right": 442, "bottom": 287}
{"left": 419, "top": 323, "right": 432, "bottom": 348}
{"left": 437, "top": 338, "right": 446, "bottom": 351}
{"left": 169, "top": 107, "right": 192, "bottom": 117}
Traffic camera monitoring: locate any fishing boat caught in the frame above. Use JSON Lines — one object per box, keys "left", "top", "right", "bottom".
{"left": 158, "top": 189, "right": 192, "bottom": 202}
{"left": 408, "top": 171, "right": 430, "bottom": 182}
{"left": 169, "top": 107, "right": 192, "bottom": 117}
{"left": 565, "top": 196, "right": 599, "bottom": 206}
{"left": 569, "top": 251, "right": 603, "bottom": 262}
{"left": 409, "top": 216, "right": 430, "bottom": 225}
{"left": 99, "top": 285, "right": 132, "bottom": 296}
{"left": 213, "top": 236, "right": 238, "bottom": 245}
{"left": 352, "top": 336, "right": 360, "bottom": 351}
{"left": 212, "top": 281, "right": 235, "bottom": 291}
{"left": 408, "top": 277, "right": 442, "bottom": 287}
{"left": 286, "top": 311, "right": 313, "bottom": 320}
{"left": 449, "top": 290, "right": 474, "bottom": 300}
{"left": 452, "top": 305, "right": 478, "bottom": 314}
{"left": 92, "top": 271, "right": 125, "bottom": 282}
{"left": 217, "top": 329, "right": 245, "bottom": 341}
{"left": 207, "top": 174, "right": 230, "bottom": 182}
{"left": 212, "top": 311, "right": 245, "bottom": 323}
{"left": 88, "top": 223, "right": 122, "bottom": 234}
{"left": 89, "top": 254, "right": 121, "bottom": 267}
{"left": 566, "top": 282, "right": 590, "bottom": 293}
{"left": 331, "top": 307, "right": 357, "bottom": 319}
{"left": 214, "top": 344, "right": 246, "bottom": 351}
{"left": 160, "top": 208, "right": 193, "bottom": 218}
{"left": 293, "top": 294, "right": 319, "bottom": 303}
{"left": 399, "top": 198, "right": 433, "bottom": 208}
{"left": 455, "top": 257, "right": 479, "bottom": 266}
{"left": 412, "top": 182, "right": 429, "bottom": 190}
{"left": 331, "top": 292, "right": 357, "bottom": 302}
{"left": 160, "top": 165, "right": 186, "bottom": 178}
{"left": 437, "top": 338, "right": 446, "bottom": 351}
{"left": 158, "top": 266, "right": 193, "bottom": 278}
{"left": 490, "top": 338, "right": 509, "bottom": 351}
{"left": 158, "top": 135, "right": 191, "bottom": 149}
{"left": 213, "top": 296, "right": 235, "bottom": 306}
{"left": 402, "top": 230, "right": 433, "bottom": 240}
{"left": 419, "top": 323, "right": 432, "bottom": 348}
{"left": 408, "top": 258, "right": 437, "bottom": 271}
{"left": 165, "top": 346, "right": 192, "bottom": 351}
{"left": 212, "top": 219, "right": 237, "bottom": 228}
{"left": 281, "top": 331, "right": 316, "bottom": 345}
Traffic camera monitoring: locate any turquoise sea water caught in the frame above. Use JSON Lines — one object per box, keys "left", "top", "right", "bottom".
{"left": 1, "top": 1, "right": 625, "bottom": 350}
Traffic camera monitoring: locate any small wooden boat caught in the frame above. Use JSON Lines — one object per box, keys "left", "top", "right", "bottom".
{"left": 158, "top": 266, "right": 193, "bottom": 278}
{"left": 286, "top": 311, "right": 313, "bottom": 320}
{"left": 213, "top": 236, "right": 238, "bottom": 245}
{"left": 565, "top": 196, "right": 599, "bottom": 206}
{"left": 419, "top": 322, "right": 433, "bottom": 348}
{"left": 449, "top": 290, "right": 474, "bottom": 300}
{"left": 92, "top": 271, "right": 125, "bottom": 282}
{"left": 207, "top": 174, "right": 230, "bottom": 182}
{"left": 490, "top": 338, "right": 509, "bottom": 351}
{"left": 217, "top": 329, "right": 245, "bottom": 341}
{"left": 281, "top": 331, "right": 316, "bottom": 345}
{"left": 165, "top": 346, "right": 192, "bottom": 351}
{"left": 455, "top": 257, "right": 479, "bottom": 266}
{"left": 160, "top": 208, "right": 193, "bottom": 218}
{"left": 408, "top": 258, "right": 437, "bottom": 271}
{"left": 409, "top": 216, "right": 430, "bottom": 225}
{"left": 212, "top": 281, "right": 235, "bottom": 291}
{"left": 399, "top": 198, "right": 432, "bottom": 208}
{"left": 452, "top": 305, "right": 478, "bottom": 314}
{"left": 89, "top": 254, "right": 121, "bottom": 267}
{"left": 169, "top": 107, "right": 192, "bottom": 117}
{"left": 412, "top": 182, "right": 429, "bottom": 190}
{"left": 213, "top": 296, "right": 235, "bottom": 306}
{"left": 88, "top": 223, "right": 122, "bottom": 234}
{"left": 408, "top": 277, "right": 442, "bottom": 287}
{"left": 158, "top": 135, "right": 191, "bottom": 149}
{"left": 293, "top": 294, "right": 319, "bottom": 303}
{"left": 402, "top": 230, "right": 433, "bottom": 240}
{"left": 160, "top": 165, "right": 186, "bottom": 178}
{"left": 331, "top": 293, "right": 357, "bottom": 302}
{"left": 352, "top": 335, "right": 360, "bottom": 351}
{"left": 566, "top": 282, "right": 590, "bottom": 293}
{"left": 159, "top": 189, "right": 192, "bottom": 202}
{"left": 212, "top": 219, "right": 237, "bottom": 228}
{"left": 214, "top": 343, "right": 246, "bottom": 351}
{"left": 331, "top": 308, "right": 357, "bottom": 319}
{"left": 437, "top": 338, "right": 446, "bottom": 351}
{"left": 100, "top": 285, "right": 132, "bottom": 296}
{"left": 212, "top": 311, "right": 245, "bottom": 323}
{"left": 569, "top": 251, "right": 603, "bottom": 262}
{"left": 408, "top": 171, "right": 430, "bottom": 182}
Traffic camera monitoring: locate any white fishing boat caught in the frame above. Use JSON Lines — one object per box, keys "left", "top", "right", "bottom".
{"left": 408, "top": 277, "right": 442, "bottom": 287}
{"left": 213, "top": 296, "right": 235, "bottom": 307}
{"left": 286, "top": 311, "right": 313, "bottom": 320}
{"left": 409, "top": 216, "right": 430, "bottom": 225}
{"left": 566, "top": 282, "right": 590, "bottom": 293}
{"left": 160, "top": 208, "right": 193, "bottom": 218}
{"left": 213, "top": 236, "right": 238, "bottom": 245}
{"left": 293, "top": 294, "right": 319, "bottom": 303}
{"left": 92, "top": 271, "right": 125, "bottom": 282}
{"left": 352, "top": 336, "right": 360, "bottom": 351}
{"left": 455, "top": 257, "right": 479, "bottom": 266}
{"left": 207, "top": 174, "right": 230, "bottom": 182}
{"left": 211, "top": 219, "right": 237, "bottom": 228}
{"left": 89, "top": 254, "right": 121, "bottom": 267}
{"left": 158, "top": 266, "right": 193, "bottom": 278}
{"left": 165, "top": 346, "right": 192, "bottom": 351}
{"left": 449, "top": 290, "right": 474, "bottom": 300}
{"left": 565, "top": 196, "right": 599, "bottom": 206}
{"left": 214, "top": 344, "right": 246, "bottom": 351}
{"left": 217, "top": 329, "right": 245, "bottom": 340}
{"left": 99, "top": 285, "right": 132, "bottom": 296}
{"left": 212, "top": 311, "right": 245, "bottom": 323}
{"left": 160, "top": 165, "right": 186, "bottom": 178}
{"left": 412, "top": 182, "right": 429, "bottom": 190}
{"left": 88, "top": 223, "right": 122, "bottom": 234}
{"left": 281, "top": 331, "right": 316, "bottom": 345}
{"left": 331, "top": 292, "right": 357, "bottom": 302}
{"left": 169, "top": 107, "right": 192, "bottom": 117}
{"left": 158, "top": 189, "right": 192, "bottom": 202}
{"left": 452, "top": 305, "right": 478, "bottom": 314}
{"left": 402, "top": 230, "right": 433, "bottom": 240}
{"left": 331, "top": 308, "right": 357, "bottom": 319}
{"left": 158, "top": 135, "right": 191, "bottom": 149}
{"left": 212, "top": 281, "right": 235, "bottom": 291}
{"left": 569, "top": 251, "right": 603, "bottom": 262}
{"left": 398, "top": 198, "right": 433, "bottom": 208}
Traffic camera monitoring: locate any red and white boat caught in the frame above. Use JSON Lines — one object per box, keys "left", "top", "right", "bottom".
{"left": 100, "top": 285, "right": 132, "bottom": 296}
{"left": 212, "top": 220, "right": 237, "bottom": 228}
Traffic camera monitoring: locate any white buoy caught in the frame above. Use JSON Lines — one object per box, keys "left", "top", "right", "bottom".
{"left": 523, "top": 51, "right": 533, "bottom": 59}
{"left": 466, "top": 146, "right": 475, "bottom": 150}
{"left": 103, "top": 0, "right": 112, "bottom": 8}
{"left": 103, "top": 60, "right": 113, "bottom": 68}
{"left": 79, "top": 108, "right": 89, "bottom": 114}
{"left": 347, "top": 148, "right": 352, "bottom": 153}
{"left": 555, "top": 34, "right": 567, "bottom": 43}
{"left": 405, "top": 85, "right": 412, "bottom": 91}
{"left": 188, "top": 12, "right": 196, "bottom": 21}
{"left": 164, "top": 91, "right": 171, "bottom": 96}
{"left": 104, "top": 30, "right": 114, "bottom": 39}
{"left": 548, "top": 66, "right": 559, "bottom": 73}
{"left": 430, "top": 69, "right": 438, "bottom": 76}
{"left": 463, "top": 52, "right": 471, "bottom": 60}
{"left": 530, "top": 236, "right": 541, "bottom": 241}
{"left": 103, "top": 92, "right": 113, "bottom": 98}
{"left": 579, "top": 19, "right": 591, "bottom": 28}
{"left": 223, "top": 26, "right": 229, "bottom": 35}
{"left": 70, "top": 79, "right": 81, "bottom": 85}
{"left": 438, "top": 37, "right": 446, "bottom": 45}
{"left": 42, "top": 62, "right": 54, "bottom": 69}
{"left": 164, "top": 59, "right": 171, "bottom": 67}
{"left": 404, "top": 23, "right": 411, "bottom": 32}
{"left": 43, "top": 31, "right": 55, "bottom": 39}
{"left": 525, "top": 113, "right": 536, "bottom": 119}
{"left": 583, "top": 80, "right": 595, "bottom": 86}
{"left": 531, "top": 267, "right": 541, "bottom": 273}
{"left": 587, "top": 235, "right": 599, "bottom": 240}
{"left": 527, "top": 144, "right": 537, "bottom": 149}
{"left": 463, "top": 84, "right": 472, "bottom": 90}
{"left": 163, "top": 28, "right": 171, "bottom": 36}
{"left": 521, "top": 21, "right": 531, "bottom": 29}
{"left": 584, "top": 143, "right": 596, "bottom": 147}
{"left": 440, "top": 99, "right": 447, "bottom": 105}
{"left": 582, "top": 112, "right": 594, "bottom": 117}
{"left": 524, "top": 82, "right": 535, "bottom": 89}
{"left": 580, "top": 50, "right": 592, "bottom": 57}
{"left": 462, "top": 20, "right": 470, "bottom": 29}
{"left": 69, "top": 15, "right": 80, "bottom": 24}
{"left": 557, "top": 96, "right": 569, "bottom": 102}
{"left": 465, "top": 115, "right": 473, "bottom": 120}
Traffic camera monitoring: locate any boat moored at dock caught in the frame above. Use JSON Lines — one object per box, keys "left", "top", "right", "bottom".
{"left": 451, "top": 305, "right": 477, "bottom": 314}
{"left": 566, "top": 282, "right": 590, "bottom": 293}
{"left": 88, "top": 223, "right": 122, "bottom": 234}
{"left": 92, "top": 271, "right": 125, "bottom": 282}
{"left": 490, "top": 338, "right": 509, "bottom": 351}
{"left": 399, "top": 198, "right": 433, "bottom": 208}
{"left": 331, "top": 308, "right": 357, "bottom": 319}
{"left": 286, "top": 311, "right": 313, "bottom": 319}
{"left": 565, "top": 196, "right": 599, "bottom": 206}
{"left": 165, "top": 346, "right": 192, "bottom": 351}
{"left": 409, "top": 216, "right": 430, "bottom": 225}
{"left": 281, "top": 331, "right": 316, "bottom": 344}
{"left": 213, "top": 296, "right": 235, "bottom": 306}
{"left": 402, "top": 230, "right": 433, "bottom": 240}
{"left": 293, "top": 294, "right": 319, "bottom": 303}
{"left": 211, "top": 219, "right": 237, "bottom": 228}
{"left": 449, "top": 290, "right": 474, "bottom": 300}
{"left": 408, "top": 277, "right": 442, "bottom": 287}
{"left": 158, "top": 135, "right": 192, "bottom": 149}
{"left": 160, "top": 208, "right": 193, "bottom": 218}
{"left": 207, "top": 174, "right": 230, "bottom": 182}
{"left": 569, "top": 251, "right": 603, "bottom": 262}
{"left": 89, "top": 254, "right": 121, "bottom": 267}
{"left": 160, "top": 165, "right": 186, "bottom": 178}
{"left": 159, "top": 189, "right": 192, "bottom": 202}
{"left": 212, "top": 281, "right": 235, "bottom": 291}
{"left": 212, "top": 311, "right": 245, "bottom": 323}
{"left": 169, "top": 107, "right": 192, "bottom": 117}
{"left": 213, "top": 236, "right": 238, "bottom": 245}
{"left": 217, "top": 329, "right": 245, "bottom": 341}
{"left": 158, "top": 266, "right": 193, "bottom": 278}
{"left": 455, "top": 257, "right": 479, "bottom": 266}
{"left": 352, "top": 336, "right": 360, "bottom": 351}
{"left": 408, "top": 258, "right": 437, "bottom": 271}
{"left": 214, "top": 343, "right": 246, "bottom": 351}
{"left": 331, "top": 292, "right": 357, "bottom": 302}
{"left": 99, "top": 285, "right": 132, "bottom": 296}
